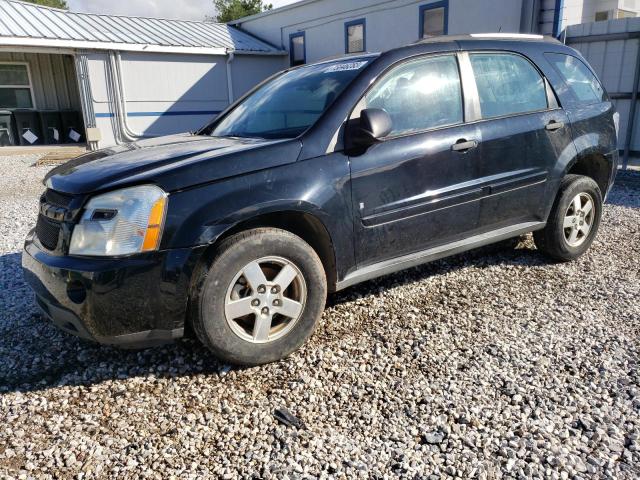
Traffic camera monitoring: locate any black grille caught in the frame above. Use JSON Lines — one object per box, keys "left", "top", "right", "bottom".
{"left": 36, "top": 214, "right": 61, "bottom": 250}
{"left": 44, "top": 189, "right": 73, "bottom": 208}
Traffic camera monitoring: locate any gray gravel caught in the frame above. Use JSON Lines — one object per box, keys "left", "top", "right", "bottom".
{"left": 1, "top": 156, "right": 639, "bottom": 479}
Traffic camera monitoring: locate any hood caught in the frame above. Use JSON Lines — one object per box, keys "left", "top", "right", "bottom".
{"left": 45, "top": 133, "right": 302, "bottom": 194}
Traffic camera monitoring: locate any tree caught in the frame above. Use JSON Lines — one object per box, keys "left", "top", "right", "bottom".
{"left": 22, "top": 0, "right": 68, "bottom": 8}
{"left": 213, "top": 0, "right": 272, "bottom": 23}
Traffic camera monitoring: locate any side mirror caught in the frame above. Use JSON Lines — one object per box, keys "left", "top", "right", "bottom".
{"left": 346, "top": 108, "right": 393, "bottom": 151}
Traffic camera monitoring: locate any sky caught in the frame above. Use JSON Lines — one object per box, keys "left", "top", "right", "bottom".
{"left": 67, "top": 0, "right": 299, "bottom": 21}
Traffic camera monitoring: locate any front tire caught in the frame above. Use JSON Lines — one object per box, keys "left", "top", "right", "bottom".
{"left": 534, "top": 174, "right": 602, "bottom": 262}
{"left": 191, "top": 228, "right": 327, "bottom": 366}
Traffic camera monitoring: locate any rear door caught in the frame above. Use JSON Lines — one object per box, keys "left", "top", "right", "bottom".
{"left": 544, "top": 53, "right": 618, "bottom": 194}
{"left": 463, "top": 51, "right": 576, "bottom": 231}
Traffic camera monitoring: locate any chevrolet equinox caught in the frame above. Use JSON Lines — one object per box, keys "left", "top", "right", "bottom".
{"left": 23, "top": 35, "right": 619, "bottom": 365}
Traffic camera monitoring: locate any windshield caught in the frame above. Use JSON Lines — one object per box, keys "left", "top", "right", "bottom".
{"left": 208, "top": 58, "right": 373, "bottom": 139}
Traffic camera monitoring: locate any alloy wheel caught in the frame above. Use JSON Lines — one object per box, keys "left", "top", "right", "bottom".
{"left": 563, "top": 192, "right": 595, "bottom": 248}
{"left": 224, "top": 256, "right": 307, "bottom": 343}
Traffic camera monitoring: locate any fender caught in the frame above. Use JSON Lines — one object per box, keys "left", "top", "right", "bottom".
{"left": 564, "top": 134, "right": 617, "bottom": 178}
{"left": 162, "top": 153, "right": 356, "bottom": 280}
{"left": 542, "top": 135, "right": 617, "bottom": 220}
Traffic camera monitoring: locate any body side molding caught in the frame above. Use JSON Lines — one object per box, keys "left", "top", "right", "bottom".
{"left": 336, "top": 221, "right": 545, "bottom": 290}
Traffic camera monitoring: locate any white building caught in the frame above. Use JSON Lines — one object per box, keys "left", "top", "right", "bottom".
{"left": 0, "top": 0, "right": 286, "bottom": 149}
{"left": 567, "top": 0, "right": 640, "bottom": 23}
{"left": 231, "top": 0, "right": 640, "bottom": 65}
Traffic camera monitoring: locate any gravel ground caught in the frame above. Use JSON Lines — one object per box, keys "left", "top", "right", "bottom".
{"left": 0, "top": 155, "right": 639, "bottom": 479}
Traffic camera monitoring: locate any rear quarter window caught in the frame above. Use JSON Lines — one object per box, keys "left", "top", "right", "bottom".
{"left": 545, "top": 53, "right": 606, "bottom": 105}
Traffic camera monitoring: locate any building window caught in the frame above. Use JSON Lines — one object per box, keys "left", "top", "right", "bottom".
{"left": 595, "top": 11, "right": 610, "bottom": 21}
{"left": 289, "top": 32, "right": 306, "bottom": 66}
{"left": 0, "top": 63, "right": 34, "bottom": 109}
{"left": 419, "top": 1, "right": 448, "bottom": 38}
{"left": 345, "top": 19, "right": 366, "bottom": 54}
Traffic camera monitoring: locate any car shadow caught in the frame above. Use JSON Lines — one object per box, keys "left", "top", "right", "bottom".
{"left": 327, "top": 239, "right": 553, "bottom": 308}
{"left": 0, "top": 242, "right": 549, "bottom": 395}
{"left": 329, "top": 171, "right": 639, "bottom": 306}
{"left": 0, "top": 249, "right": 227, "bottom": 394}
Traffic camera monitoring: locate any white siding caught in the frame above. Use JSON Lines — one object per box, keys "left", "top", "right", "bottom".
{"left": 235, "top": 0, "right": 527, "bottom": 64}
{"left": 85, "top": 50, "right": 286, "bottom": 147}
{"left": 230, "top": 55, "right": 288, "bottom": 99}
{"left": 119, "top": 52, "right": 230, "bottom": 137}
{"left": 120, "top": 53, "right": 229, "bottom": 104}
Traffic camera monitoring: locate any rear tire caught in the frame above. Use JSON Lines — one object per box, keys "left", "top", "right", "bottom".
{"left": 191, "top": 228, "right": 327, "bottom": 366}
{"left": 534, "top": 174, "right": 602, "bottom": 262}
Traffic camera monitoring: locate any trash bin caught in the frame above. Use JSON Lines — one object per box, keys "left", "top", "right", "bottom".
{"left": 13, "top": 110, "right": 43, "bottom": 146}
{"left": 39, "top": 111, "right": 63, "bottom": 145}
{"left": 0, "top": 110, "right": 17, "bottom": 146}
{"left": 60, "top": 110, "right": 84, "bottom": 143}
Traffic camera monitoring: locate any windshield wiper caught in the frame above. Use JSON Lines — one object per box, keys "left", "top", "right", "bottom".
{"left": 212, "top": 134, "right": 266, "bottom": 140}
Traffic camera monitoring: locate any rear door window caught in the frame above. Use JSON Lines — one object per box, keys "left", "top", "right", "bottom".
{"left": 545, "top": 53, "right": 605, "bottom": 104}
{"left": 469, "top": 53, "right": 548, "bottom": 119}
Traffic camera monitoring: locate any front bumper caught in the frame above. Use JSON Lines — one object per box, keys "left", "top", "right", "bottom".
{"left": 22, "top": 231, "right": 205, "bottom": 348}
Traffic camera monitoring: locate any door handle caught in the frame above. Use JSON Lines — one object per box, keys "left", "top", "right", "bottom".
{"left": 451, "top": 139, "right": 478, "bottom": 152}
{"left": 545, "top": 120, "right": 565, "bottom": 131}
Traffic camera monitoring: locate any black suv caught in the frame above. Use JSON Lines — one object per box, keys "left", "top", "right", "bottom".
{"left": 23, "top": 35, "right": 618, "bottom": 365}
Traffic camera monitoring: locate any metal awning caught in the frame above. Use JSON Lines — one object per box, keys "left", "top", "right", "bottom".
{"left": 0, "top": 0, "right": 285, "bottom": 55}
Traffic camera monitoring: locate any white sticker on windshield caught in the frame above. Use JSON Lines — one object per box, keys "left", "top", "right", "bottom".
{"left": 324, "top": 61, "right": 368, "bottom": 73}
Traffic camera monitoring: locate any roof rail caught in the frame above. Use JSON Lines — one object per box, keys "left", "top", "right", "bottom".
{"left": 470, "top": 33, "right": 544, "bottom": 39}
{"left": 413, "top": 33, "right": 560, "bottom": 46}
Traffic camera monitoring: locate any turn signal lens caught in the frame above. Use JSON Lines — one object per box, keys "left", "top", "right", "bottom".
{"left": 142, "top": 197, "right": 167, "bottom": 252}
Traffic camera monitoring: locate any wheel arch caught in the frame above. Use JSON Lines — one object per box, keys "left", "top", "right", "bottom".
{"left": 191, "top": 210, "right": 339, "bottom": 294}
{"left": 564, "top": 151, "right": 612, "bottom": 196}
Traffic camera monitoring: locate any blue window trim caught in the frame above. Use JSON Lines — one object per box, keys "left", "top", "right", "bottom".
{"left": 419, "top": 0, "right": 449, "bottom": 38}
{"left": 552, "top": 0, "right": 565, "bottom": 38}
{"left": 344, "top": 18, "right": 366, "bottom": 54}
{"left": 289, "top": 31, "right": 306, "bottom": 66}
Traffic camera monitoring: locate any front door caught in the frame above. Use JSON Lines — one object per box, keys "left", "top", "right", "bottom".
{"left": 349, "top": 54, "right": 485, "bottom": 267}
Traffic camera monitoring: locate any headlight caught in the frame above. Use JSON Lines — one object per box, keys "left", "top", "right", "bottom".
{"left": 69, "top": 185, "right": 167, "bottom": 256}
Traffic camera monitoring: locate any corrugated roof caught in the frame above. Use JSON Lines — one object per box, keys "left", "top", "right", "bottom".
{"left": 0, "top": 0, "right": 284, "bottom": 55}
